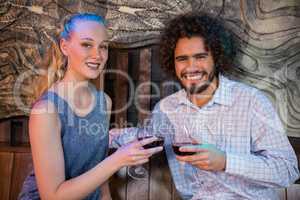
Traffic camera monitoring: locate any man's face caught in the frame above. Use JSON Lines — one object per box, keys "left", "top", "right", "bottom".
{"left": 174, "top": 36, "right": 217, "bottom": 95}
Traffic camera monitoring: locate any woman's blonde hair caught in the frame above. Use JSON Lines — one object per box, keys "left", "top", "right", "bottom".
{"left": 34, "top": 13, "right": 106, "bottom": 99}
{"left": 34, "top": 37, "right": 66, "bottom": 99}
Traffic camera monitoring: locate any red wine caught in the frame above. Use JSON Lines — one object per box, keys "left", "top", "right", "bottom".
{"left": 172, "top": 143, "right": 196, "bottom": 156}
{"left": 138, "top": 136, "right": 164, "bottom": 149}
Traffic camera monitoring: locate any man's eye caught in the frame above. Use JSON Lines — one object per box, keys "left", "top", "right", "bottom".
{"left": 176, "top": 57, "right": 187, "bottom": 62}
{"left": 195, "top": 55, "right": 207, "bottom": 60}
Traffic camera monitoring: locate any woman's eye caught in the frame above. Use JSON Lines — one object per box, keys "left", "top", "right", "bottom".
{"left": 81, "top": 43, "right": 92, "bottom": 48}
{"left": 99, "top": 45, "right": 108, "bottom": 50}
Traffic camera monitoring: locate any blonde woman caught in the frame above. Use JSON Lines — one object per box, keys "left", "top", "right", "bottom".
{"left": 19, "top": 13, "right": 162, "bottom": 200}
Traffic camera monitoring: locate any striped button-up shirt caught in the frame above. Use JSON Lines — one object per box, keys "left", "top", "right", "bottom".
{"left": 112, "top": 75, "right": 299, "bottom": 200}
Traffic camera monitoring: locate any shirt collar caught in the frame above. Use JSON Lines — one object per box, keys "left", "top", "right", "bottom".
{"left": 212, "top": 75, "right": 234, "bottom": 106}
{"left": 176, "top": 75, "right": 234, "bottom": 107}
{"left": 176, "top": 90, "right": 191, "bottom": 106}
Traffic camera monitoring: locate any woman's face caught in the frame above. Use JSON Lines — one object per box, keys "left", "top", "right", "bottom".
{"left": 60, "top": 20, "right": 108, "bottom": 81}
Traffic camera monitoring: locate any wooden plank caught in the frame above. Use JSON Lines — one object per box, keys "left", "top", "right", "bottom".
{"left": 149, "top": 152, "right": 172, "bottom": 200}
{"left": 275, "top": 188, "right": 286, "bottom": 200}
{"left": 113, "top": 50, "right": 129, "bottom": 128}
{"left": 0, "top": 152, "right": 14, "bottom": 200}
{"left": 10, "top": 152, "right": 33, "bottom": 200}
{"left": 150, "top": 45, "right": 162, "bottom": 109}
{"left": 109, "top": 49, "right": 128, "bottom": 200}
{"left": 126, "top": 169, "right": 149, "bottom": 200}
{"left": 0, "top": 120, "right": 10, "bottom": 143}
{"left": 10, "top": 117, "right": 29, "bottom": 146}
{"left": 104, "top": 49, "right": 117, "bottom": 125}
{"left": 126, "top": 49, "right": 140, "bottom": 125}
{"left": 148, "top": 46, "right": 172, "bottom": 199}
{"left": 289, "top": 137, "right": 300, "bottom": 184}
{"left": 287, "top": 184, "right": 300, "bottom": 200}
{"left": 109, "top": 167, "right": 128, "bottom": 200}
{"left": 136, "top": 48, "right": 152, "bottom": 121}
{"left": 0, "top": 144, "right": 30, "bottom": 153}
{"left": 127, "top": 48, "right": 152, "bottom": 200}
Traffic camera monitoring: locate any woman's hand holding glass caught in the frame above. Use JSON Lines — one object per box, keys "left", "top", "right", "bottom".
{"left": 112, "top": 136, "right": 163, "bottom": 168}
{"left": 127, "top": 127, "right": 164, "bottom": 180}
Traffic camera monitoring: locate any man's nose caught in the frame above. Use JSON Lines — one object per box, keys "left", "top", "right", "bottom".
{"left": 187, "top": 58, "right": 197, "bottom": 68}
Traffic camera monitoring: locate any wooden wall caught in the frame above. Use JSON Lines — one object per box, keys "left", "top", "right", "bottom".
{"left": 1, "top": 46, "right": 300, "bottom": 200}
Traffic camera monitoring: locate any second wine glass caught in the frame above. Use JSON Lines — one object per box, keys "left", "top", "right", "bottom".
{"left": 127, "top": 125, "right": 164, "bottom": 180}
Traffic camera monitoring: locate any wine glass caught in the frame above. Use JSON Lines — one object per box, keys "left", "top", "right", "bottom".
{"left": 172, "top": 125, "right": 197, "bottom": 156}
{"left": 127, "top": 125, "right": 164, "bottom": 180}
{"left": 171, "top": 126, "right": 201, "bottom": 187}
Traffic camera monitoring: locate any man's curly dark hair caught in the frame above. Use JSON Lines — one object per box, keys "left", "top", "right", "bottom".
{"left": 159, "top": 12, "right": 234, "bottom": 78}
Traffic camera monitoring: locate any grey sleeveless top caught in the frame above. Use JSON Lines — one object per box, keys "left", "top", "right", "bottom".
{"left": 19, "top": 89, "right": 109, "bottom": 200}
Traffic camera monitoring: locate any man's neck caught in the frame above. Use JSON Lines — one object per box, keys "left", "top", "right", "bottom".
{"left": 187, "top": 76, "right": 219, "bottom": 108}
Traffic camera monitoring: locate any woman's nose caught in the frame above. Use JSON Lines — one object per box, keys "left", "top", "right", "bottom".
{"left": 91, "top": 48, "right": 103, "bottom": 60}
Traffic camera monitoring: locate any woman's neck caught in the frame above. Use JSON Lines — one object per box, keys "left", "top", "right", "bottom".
{"left": 51, "top": 80, "right": 96, "bottom": 117}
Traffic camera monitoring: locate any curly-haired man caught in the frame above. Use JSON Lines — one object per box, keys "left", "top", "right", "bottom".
{"left": 155, "top": 12, "right": 299, "bottom": 199}
{"left": 111, "top": 12, "right": 299, "bottom": 199}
